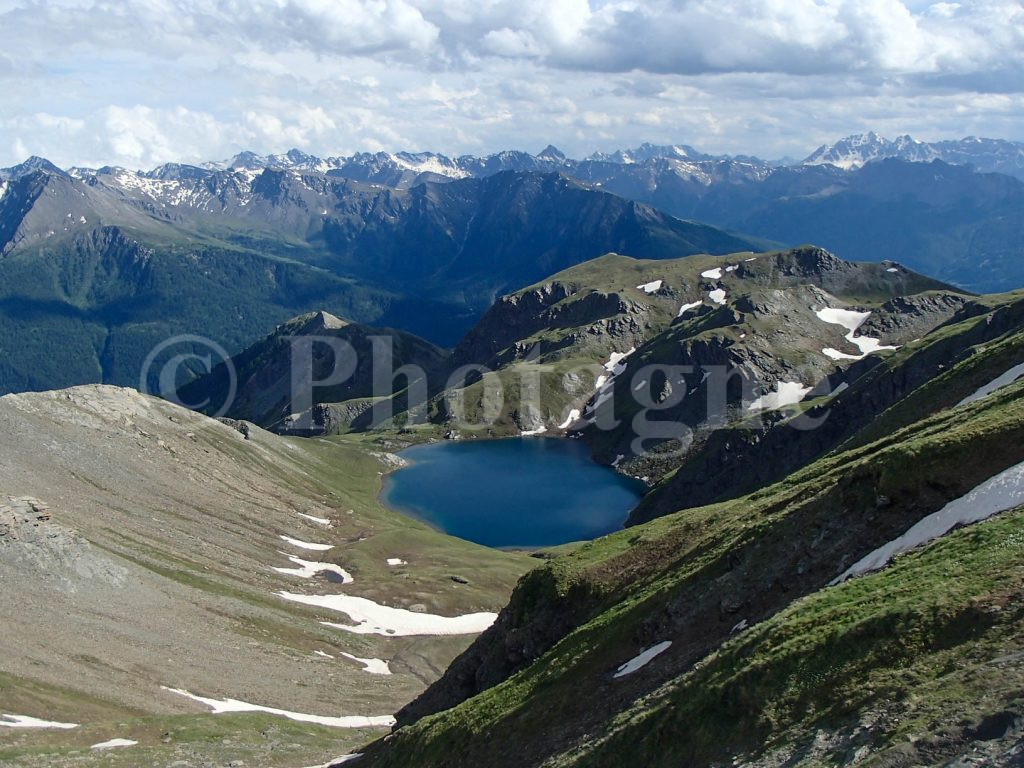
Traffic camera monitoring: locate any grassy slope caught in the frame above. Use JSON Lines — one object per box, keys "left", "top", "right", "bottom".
{"left": 0, "top": 232, "right": 392, "bottom": 394}
{"left": 555, "top": 503, "right": 1024, "bottom": 767}
{"left": 358, "top": 378, "right": 1024, "bottom": 768}
{"left": 0, "top": 389, "right": 531, "bottom": 768}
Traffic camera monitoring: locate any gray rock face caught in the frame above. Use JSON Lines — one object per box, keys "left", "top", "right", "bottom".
{"left": 179, "top": 311, "right": 450, "bottom": 434}
{"left": 453, "top": 282, "right": 648, "bottom": 370}
{"left": 0, "top": 496, "right": 128, "bottom": 591}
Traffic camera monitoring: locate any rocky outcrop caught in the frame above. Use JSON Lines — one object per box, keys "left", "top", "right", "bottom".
{"left": 628, "top": 292, "right": 1024, "bottom": 524}
{"left": 452, "top": 278, "right": 651, "bottom": 369}
{"left": 178, "top": 311, "right": 450, "bottom": 433}
{"left": 860, "top": 291, "right": 971, "bottom": 340}
{"left": 0, "top": 496, "right": 128, "bottom": 591}
{"left": 0, "top": 497, "right": 52, "bottom": 540}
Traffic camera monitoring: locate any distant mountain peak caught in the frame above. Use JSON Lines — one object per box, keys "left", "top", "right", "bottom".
{"left": 306, "top": 310, "right": 349, "bottom": 332}
{"left": 585, "top": 142, "right": 706, "bottom": 165}
{"left": 537, "top": 145, "right": 566, "bottom": 161}
{"left": 803, "top": 132, "right": 937, "bottom": 169}
{"left": 228, "top": 151, "right": 267, "bottom": 170}
{"left": 0, "top": 155, "right": 68, "bottom": 180}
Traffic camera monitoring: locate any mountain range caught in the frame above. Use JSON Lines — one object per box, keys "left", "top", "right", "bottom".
{"left": 0, "top": 163, "right": 757, "bottom": 395}
{"left": 55, "top": 132, "right": 1015, "bottom": 182}
{"left": 0, "top": 132, "right": 1022, "bottom": 400}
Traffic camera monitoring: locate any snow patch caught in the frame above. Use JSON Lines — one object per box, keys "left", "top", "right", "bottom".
{"left": 604, "top": 348, "right": 636, "bottom": 375}
{"left": 584, "top": 348, "right": 637, "bottom": 418}
{"left": 0, "top": 714, "right": 78, "bottom": 730}
{"left": 677, "top": 300, "right": 702, "bottom": 317}
{"left": 831, "top": 458, "right": 1024, "bottom": 584}
{"left": 748, "top": 381, "right": 811, "bottom": 411}
{"left": 521, "top": 425, "right": 547, "bottom": 437}
{"left": 386, "top": 558, "right": 407, "bottom": 566}
{"left": 557, "top": 409, "right": 581, "bottom": 429}
{"left": 701, "top": 267, "right": 723, "bottom": 279}
{"left": 708, "top": 288, "right": 727, "bottom": 305}
{"left": 91, "top": 739, "right": 137, "bottom": 750}
{"left": 280, "top": 535, "right": 333, "bottom": 552}
{"left": 817, "top": 306, "right": 898, "bottom": 361}
{"left": 339, "top": 653, "right": 392, "bottom": 675}
{"left": 274, "top": 555, "right": 353, "bottom": 584}
{"left": 816, "top": 307, "right": 871, "bottom": 333}
{"left": 297, "top": 512, "right": 332, "bottom": 526}
{"left": 636, "top": 279, "right": 663, "bottom": 294}
{"left": 301, "top": 755, "right": 362, "bottom": 768}
{"left": 161, "top": 687, "right": 394, "bottom": 729}
{"left": 390, "top": 153, "right": 469, "bottom": 179}
{"left": 613, "top": 641, "right": 672, "bottom": 678}
{"left": 957, "top": 362, "right": 1024, "bottom": 407}
{"left": 279, "top": 592, "right": 497, "bottom": 636}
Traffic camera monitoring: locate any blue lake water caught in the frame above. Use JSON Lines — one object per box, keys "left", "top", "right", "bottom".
{"left": 383, "top": 438, "right": 645, "bottom": 548}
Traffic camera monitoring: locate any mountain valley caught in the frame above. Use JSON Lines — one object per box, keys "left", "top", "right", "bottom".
{"left": 1, "top": 136, "right": 1023, "bottom": 768}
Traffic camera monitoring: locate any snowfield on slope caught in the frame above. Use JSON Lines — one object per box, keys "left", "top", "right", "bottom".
{"left": 297, "top": 512, "right": 332, "bottom": 526}
{"left": 816, "top": 306, "right": 898, "bottom": 360}
{"left": 280, "top": 535, "right": 334, "bottom": 551}
{"left": 958, "top": 361, "right": 1024, "bottom": 407}
{"left": 278, "top": 591, "right": 498, "bottom": 636}
{"left": 613, "top": 641, "right": 673, "bottom": 678}
{"left": 558, "top": 409, "right": 581, "bottom": 429}
{"left": 340, "top": 652, "right": 392, "bottom": 675}
{"left": 300, "top": 755, "right": 362, "bottom": 768}
{"left": 91, "top": 739, "right": 138, "bottom": 750}
{"left": 0, "top": 714, "right": 78, "bottom": 730}
{"left": 832, "top": 458, "right": 1024, "bottom": 584}
{"left": 273, "top": 555, "right": 353, "bottom": 583}
{"left": 162, "top": 687, "right": 395, "bottom": 728}
{"left": 748, "top": 381, "right": 812, "bottom": 411}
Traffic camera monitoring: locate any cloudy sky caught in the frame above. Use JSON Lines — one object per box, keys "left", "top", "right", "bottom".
{"left": 1, "top": 0, "right": 1022, "bottom": 169}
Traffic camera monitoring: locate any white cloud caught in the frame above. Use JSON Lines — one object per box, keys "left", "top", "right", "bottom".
{"left": 0, "top": 1, "right": 1021, "bottom": 167}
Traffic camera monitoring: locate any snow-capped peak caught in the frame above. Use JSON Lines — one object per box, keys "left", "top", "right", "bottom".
{"left": 389, "top": 152, "right": 469, "bottom": 179}
{"left": 803, "top": 132, "right": 938, "bottom": 170}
